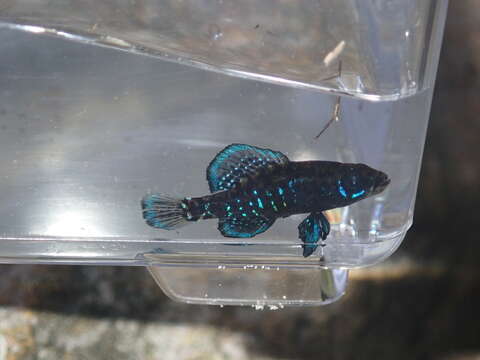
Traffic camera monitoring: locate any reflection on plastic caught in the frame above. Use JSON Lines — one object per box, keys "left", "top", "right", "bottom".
{"left": 0, "top": 0, "right": 448, "bottom": 99}
{"left": 148, "top": 264, "right": 348, "bottom": 307}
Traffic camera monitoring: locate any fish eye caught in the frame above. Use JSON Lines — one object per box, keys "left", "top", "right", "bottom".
{"left": 341, "top": 173, "right": 359, "bottom": 189}
{"left": 341, "top": 168, "right": 373, "bottom": 194}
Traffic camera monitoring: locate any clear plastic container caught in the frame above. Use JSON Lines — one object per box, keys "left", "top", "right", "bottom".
{"left": 0, "top": 0, "right": 445, "bottom": 100}
{"left": 0, "top": 0, "right": 448, "bottom": 306}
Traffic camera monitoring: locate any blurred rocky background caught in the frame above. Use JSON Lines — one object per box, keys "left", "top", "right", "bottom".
{"left": 0, "top": 1, "right": 479, "bottom": 359}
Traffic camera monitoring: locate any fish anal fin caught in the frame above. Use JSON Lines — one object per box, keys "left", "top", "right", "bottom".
{"left": 218, "top": 214, "right": 275, "bottom": 238}
{"left": 207, "top": 144, "right": 289, "bottom": 193}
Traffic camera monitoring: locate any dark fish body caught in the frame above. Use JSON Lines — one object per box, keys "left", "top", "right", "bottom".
{"left": 186, "top": 161, "right": 387, "bottom": 220}
{"left": 142, "top": 144, "right": 390, "bottom": 257}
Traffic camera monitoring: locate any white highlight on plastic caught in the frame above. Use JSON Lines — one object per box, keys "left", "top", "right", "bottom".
{"left": 19, "top": 25, "right": 45, "bottom": 34}
{"left": 45, "top": 210, "right": 103, "bottom": 237}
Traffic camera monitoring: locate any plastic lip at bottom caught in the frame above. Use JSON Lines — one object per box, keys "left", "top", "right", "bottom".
{"left": 148, "top": 264, "right": 348, "bottom": 307}
{"left": 0, "top": 221, "right": 409, "bottom": 268}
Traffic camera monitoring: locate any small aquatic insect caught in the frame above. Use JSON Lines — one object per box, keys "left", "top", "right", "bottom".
{"left": 315, "top": 61, "right": 343, "bottom": 139}
{"left": 142, "top": 144, "right": 390, "bottom": 257}
{"left": 315, "top": 95, "right": 341, "bottom": 139}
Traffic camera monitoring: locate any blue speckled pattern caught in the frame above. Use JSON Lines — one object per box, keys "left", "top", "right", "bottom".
{"left": 142, "top": 143, "right": 390, "bottom": 257}
{"left": 207, "top": 143, "right": 288, "bottom": 192}
{"left": 298, "top": 212, "right": 330, "bottom": 257}
{"left": 219, "top": 214, "right": 275, "bottom": 238}
{"left": 141, "top": 194, "right": 187, "bottom": 230}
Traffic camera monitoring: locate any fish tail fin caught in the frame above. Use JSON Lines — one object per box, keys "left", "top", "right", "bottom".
{"left": 141, "top": 193, "right": 190, "bottom": 230}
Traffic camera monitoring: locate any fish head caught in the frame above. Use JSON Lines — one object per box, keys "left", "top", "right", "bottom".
{"left": 339, "top": 164, "right": 390, "bottom": 201}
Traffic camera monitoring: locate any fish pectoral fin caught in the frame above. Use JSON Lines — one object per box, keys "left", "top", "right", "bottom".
{"left": 206, "top": 144, "right": 289, "bottom": 192}
{"left": 218, "top": 214, "right": 275, "bottom": 238}
{"left": 298, "top": 212, "right": 330, "bottom": 257}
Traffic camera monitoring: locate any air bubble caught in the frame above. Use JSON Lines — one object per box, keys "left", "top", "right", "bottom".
{"left": 208, "top": 24, "right": 223, "bottom": 41}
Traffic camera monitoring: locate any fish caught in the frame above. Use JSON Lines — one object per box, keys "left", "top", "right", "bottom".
{"left": 142, "top": 143, "right": 390, "bottom": 257}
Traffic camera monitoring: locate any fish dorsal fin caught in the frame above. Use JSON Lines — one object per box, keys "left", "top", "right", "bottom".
{"left": 207, "top": 144, "right": 289, "bottom": 192}
{"left": 218, "top": 214, "right": 275, "bottom": 238}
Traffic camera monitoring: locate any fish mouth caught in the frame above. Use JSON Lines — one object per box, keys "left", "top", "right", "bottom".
{"left": 373, "top": 171, "right": 390, "bottom": 195}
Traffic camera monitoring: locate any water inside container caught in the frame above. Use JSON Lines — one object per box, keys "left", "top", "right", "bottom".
{"left": 0, "top": 29, "right": 432, "bottom": 267}
{"left": 0, "top": 0, "right": 446, "bottom": 99}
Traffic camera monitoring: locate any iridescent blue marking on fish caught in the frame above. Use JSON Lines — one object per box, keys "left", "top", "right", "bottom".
{"left": 298, "top": 214, "right": 320, "bottom": 257}
{"left": 257, "top": 198, "right": 264, "bottom": 209}
{"left": 338, "top": 180, "right": 347, "bottom": 198}
{"left": 271, "top": 200, "right": 278, "bottom": 212}
{"left": 298, "top": 212, "right": 330, "bottom": 256}
{"left": 142, "top": 143, "right": 390, "bottom": 257}
{"left": 352, "top": 190, "right": 365, "bottom": 199}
